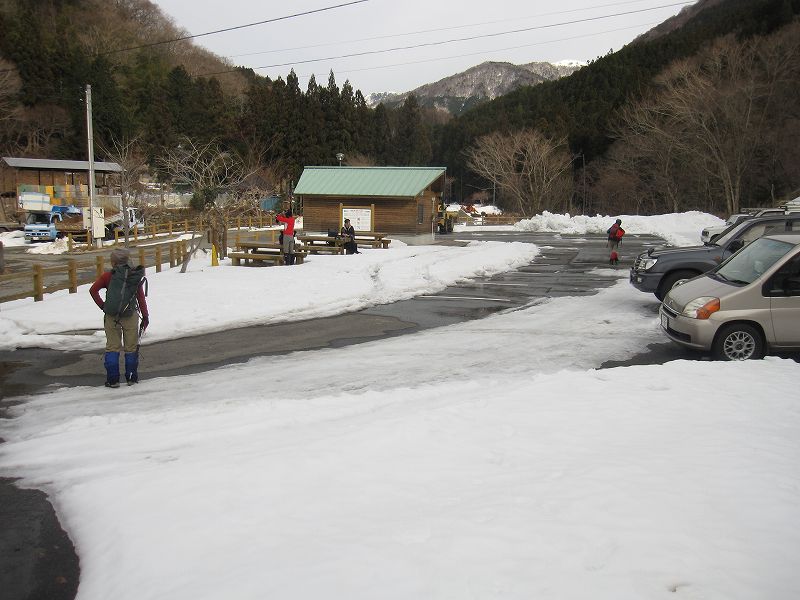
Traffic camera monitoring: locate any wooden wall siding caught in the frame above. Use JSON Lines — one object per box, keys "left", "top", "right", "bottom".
{"left": 1, "top": 167, "right": 116, "bottom": 195}
{"left": 301, "top": 185, "right": 440, "bottom": 235}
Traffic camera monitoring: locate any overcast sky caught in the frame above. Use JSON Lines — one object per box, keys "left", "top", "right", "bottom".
{"left": 152, "top": 0, "right": 693, "bottom": 96}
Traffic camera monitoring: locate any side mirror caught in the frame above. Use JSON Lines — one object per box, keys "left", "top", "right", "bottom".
{"left": 728, "top": 239, "right": 744, "bottom": 252}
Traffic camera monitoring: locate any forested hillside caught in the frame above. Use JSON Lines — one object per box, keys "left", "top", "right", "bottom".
{"left": 436, "top": 0, "right": 799, "bottom": 178}
{"left": 0, "top": 0, "right": 432, "bottom": 194}
{"left": 0, "top": 0, "right": 798, "bottom": 215}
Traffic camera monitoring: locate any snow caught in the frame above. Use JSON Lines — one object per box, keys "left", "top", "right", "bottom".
{"left": 0, "top": 241, "right": 539, "bottom": 352}
{"left": 515, "top": 211, "right": 724, "bottom": 247}
{"left": 1, "top": 211, "right": 797, "bottom": 600}
{"left": 555, "top": 59, "right": 588, "bottom": 67}
{"left": 0, "top": 229, "right": 26, "bottom": 247}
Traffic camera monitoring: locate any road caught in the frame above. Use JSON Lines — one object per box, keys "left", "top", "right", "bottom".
{"left": 0, "top": 229, "right": 692, "bottom": 600}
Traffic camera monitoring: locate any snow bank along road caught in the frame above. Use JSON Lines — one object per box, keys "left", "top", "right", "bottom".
{"left": 0, "top": 230, "right": 673, "bottom": 398}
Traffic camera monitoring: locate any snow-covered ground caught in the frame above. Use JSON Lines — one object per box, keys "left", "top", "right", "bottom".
{"left": 1, "top": 212, "right": 797, "bottom": 600}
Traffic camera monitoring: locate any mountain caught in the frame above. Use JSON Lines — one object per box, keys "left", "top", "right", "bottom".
{"left": 367, "top": 60, "right": 584, "bottom": 116}
{"left": 635, "top": 0, "right": 727, "bottom": 42}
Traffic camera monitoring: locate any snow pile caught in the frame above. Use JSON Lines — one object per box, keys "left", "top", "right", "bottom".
{"left": 0, "top": 241, "right": 539, "bottom": 352}
{"left": 515, "top": 211, "right": 724, "bottom": 246}
{"left": 0, "top": 230, "right": 26, "bottom": 247}
{"left": 25, "top": 237, "right": 72, "bottom": 254}
{"left": 473, "top": 204, "right": 502, "bottom": 215}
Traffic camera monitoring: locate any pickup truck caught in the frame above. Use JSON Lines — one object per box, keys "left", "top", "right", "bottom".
{"left": 631, "top": 213, "right": 800, "bottom": 299}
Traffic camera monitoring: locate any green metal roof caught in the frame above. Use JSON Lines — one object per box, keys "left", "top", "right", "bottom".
{"left": 294, "top": 166, "right": 445, "bottom": 198}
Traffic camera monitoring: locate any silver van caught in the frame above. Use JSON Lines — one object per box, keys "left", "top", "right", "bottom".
{"left": 659, "top": 234, "right": 800, "bottom": 360}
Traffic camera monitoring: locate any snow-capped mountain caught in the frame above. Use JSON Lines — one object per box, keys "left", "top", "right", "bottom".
{"left": 366, "top": 60, "right": 585, "bottom": 116}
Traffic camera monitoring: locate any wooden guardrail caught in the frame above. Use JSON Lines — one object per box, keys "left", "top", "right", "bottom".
{"left": 112, "top": 215, "right": 276, "bottom": 245}
{"left": 0, "top": 240, "right": 190, "bottom": 303}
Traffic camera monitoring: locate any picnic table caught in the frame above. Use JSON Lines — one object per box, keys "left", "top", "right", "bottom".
{"left": 296, "top": 235, "right": 345, "bottom": 255}
{"left": 351, "top": 231, "right": 391, "bottom": 249}
{"left": 297, "top": 232, "right": 391, "bottom": 253}
{"left": 229, "top": 241, "right": 306, "bottom": 266}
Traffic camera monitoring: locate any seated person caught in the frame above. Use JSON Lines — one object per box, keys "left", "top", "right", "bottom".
{"left": 340, "top": 218, "right": 360, "bottom": 254}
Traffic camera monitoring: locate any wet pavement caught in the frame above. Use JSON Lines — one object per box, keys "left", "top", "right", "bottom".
{"left": 0, "top": 230, "right": 693, "bottom": 600}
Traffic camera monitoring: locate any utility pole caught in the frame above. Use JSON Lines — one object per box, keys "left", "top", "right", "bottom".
{"left": 581, "top": 152, "right": 587, "bottom": 215}
{"left": 85, "top": 84, "right": 98, "bottom": 246}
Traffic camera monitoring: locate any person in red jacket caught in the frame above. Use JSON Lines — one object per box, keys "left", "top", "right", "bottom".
{"left": 90, "top": 248, "right": 149, "bottom": 387}
{"left": 607, "top": 218, "right": 625, "bottom": 262}
{"left": 276, "top": 208, "right": 297, "bottom": 265}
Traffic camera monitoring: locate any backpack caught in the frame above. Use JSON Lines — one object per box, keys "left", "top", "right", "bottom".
{"left": 607, "top": 224, "right": 625, "bottom": 240}
{"left": 104, "top": 264, "right": 147, "bottom": 319}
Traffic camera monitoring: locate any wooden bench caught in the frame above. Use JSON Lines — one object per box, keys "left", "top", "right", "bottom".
{"left": 296, "top": 235, "right": 345, "bottom": 255}
{"left": 230, "top": 241, "right": 306, "bottom": 266}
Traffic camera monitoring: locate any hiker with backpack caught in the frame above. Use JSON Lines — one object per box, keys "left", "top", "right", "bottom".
{"left": 90, "top": 248, "right": 149, "bottom": 388}
{"left": 607, "top": 218, "right": 625, "bottom": 264}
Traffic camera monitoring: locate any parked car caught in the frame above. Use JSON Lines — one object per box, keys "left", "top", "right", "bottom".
{"left": 700, "top": 208, "right": 792, "bottom": 244}
{"left": 630, "top": 213, "right": 800, "bottom": 300}
{"left": 659, "top": 233, "right": 800, "bottom": 360}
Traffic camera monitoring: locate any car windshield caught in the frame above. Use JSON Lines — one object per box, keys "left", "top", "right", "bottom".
{"left": 714, "top": 238, "right": 795, "bottom": 285}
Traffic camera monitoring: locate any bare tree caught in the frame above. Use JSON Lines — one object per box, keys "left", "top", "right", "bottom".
{"left": 465, "top": 129, "right": 574, "bottom": 217}
{"left": 100, "top": 135, "right": 149, "bottom": 243}
{"left": 617, "top": 28, "right": 800, "bottom": 215}
{"left": 158, "top": 137, "right": 256, "bottom": 270}
{"left": 159, "top": 137, "right": 249, "bottom": 208}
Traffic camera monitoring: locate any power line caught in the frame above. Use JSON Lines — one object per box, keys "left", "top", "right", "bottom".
{"left": 310, "top": 21, "right": 659, "bottom": 84}
{"left": 0, "top": 0, "right": 370, "bottom": 72}
{"left": 1, "top": 20, "right": 658, "bottom": 102}
{"left": 230, "top": 0, "right": 672, "bottom": 59}
{"left": 101, "top": 0, "right": 370, "bottom": 56}
{"left": 204, "top": 1, "right": 692, "bottom": 76}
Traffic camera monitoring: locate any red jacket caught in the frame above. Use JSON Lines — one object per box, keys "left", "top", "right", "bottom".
{"left": 90, "top": 271, "right": 149, "bottom": 318}
{"left": 276, "top": 214, "right": 296, "bottom": 236}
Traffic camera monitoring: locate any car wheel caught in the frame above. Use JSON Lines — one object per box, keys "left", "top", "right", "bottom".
{"left": 655, "top": 270, "right": 698, "bottom": 301}
{"left": 712, "top": 323, "right": 764, "bottom": 361}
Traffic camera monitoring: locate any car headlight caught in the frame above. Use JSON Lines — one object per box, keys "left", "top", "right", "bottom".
{"left": 640, "top": 257, "right": 658, "bottom": 270}
{"left": 681, "top": 297, "right": 720, "bottom": 320}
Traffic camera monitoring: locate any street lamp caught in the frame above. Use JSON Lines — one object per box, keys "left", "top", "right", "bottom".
{"left": 336, "top": 153, "right": 344, "bottom": 166}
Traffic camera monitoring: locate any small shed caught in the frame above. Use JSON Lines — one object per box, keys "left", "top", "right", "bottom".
{"left": 294, "top": 166, "right": 446, "bottom": 235}
{"left": 1, "top": 157, "right": 123, "bottom": 197}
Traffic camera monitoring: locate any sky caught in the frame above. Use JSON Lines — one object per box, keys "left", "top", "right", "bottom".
{"left": 151, "top": 0, "right": 694, "bottom": 95}
{"left": 2, "top": 211, "right": 799, "bottom": 599}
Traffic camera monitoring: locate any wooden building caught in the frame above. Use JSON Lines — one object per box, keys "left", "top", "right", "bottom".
{"left": 1, "top": 157, "right": 123, "bottom": 199}
{"left": 294, "top": 166, "right": 447, "bottom": 235}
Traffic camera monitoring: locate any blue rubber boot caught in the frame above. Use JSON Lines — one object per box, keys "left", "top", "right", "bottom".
{"left": 125, "top": 352, "right": 139, "bottom": 385}
{"left": 104, "top": 352, "right": 120, "bottom": 388}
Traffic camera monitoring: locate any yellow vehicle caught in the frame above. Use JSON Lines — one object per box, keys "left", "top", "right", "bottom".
{"left": 435, "top": 203, "right": 454, "bottom": 234}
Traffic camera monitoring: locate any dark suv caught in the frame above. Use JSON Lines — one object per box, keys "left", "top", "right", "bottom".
{"left": 630, "top": 214, "right": 800, "bottom": 299}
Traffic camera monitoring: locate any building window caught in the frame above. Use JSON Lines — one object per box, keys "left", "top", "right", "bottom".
{"left": 417, "top": 202, "right": 424, "bottom": 225}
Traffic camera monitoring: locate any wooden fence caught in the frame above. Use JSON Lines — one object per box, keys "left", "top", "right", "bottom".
{"left": 60, "top": 214, "right": 279, "bottom": 249}
{"left": 0, "top": 239, "right": 190, "bottom": 303}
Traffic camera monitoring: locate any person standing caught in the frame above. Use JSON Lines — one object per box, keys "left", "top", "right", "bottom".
{"left": 340, "top": 218, "right": 360, "bottom": 254}
{"left": 276, "top": 208, "right": 297, "bottom": 265}
{"left": 607, "top": 218, "right": 625, "bottom": 262}
{"left": 90, "top": 248, "right": 149, "bottom": 387}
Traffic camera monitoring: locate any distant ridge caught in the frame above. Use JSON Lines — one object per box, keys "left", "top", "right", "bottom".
{"left": 366, "top": 60, "right": 584, "bottom": 116}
